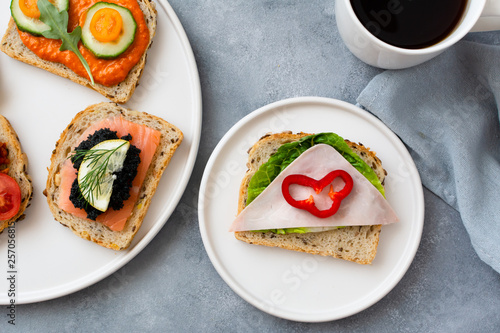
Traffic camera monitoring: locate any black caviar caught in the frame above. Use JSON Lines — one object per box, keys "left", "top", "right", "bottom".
{"left": 69, "top": 128, "right": 141, "bottom": 220}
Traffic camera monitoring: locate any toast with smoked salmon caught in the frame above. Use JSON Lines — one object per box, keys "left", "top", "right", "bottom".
{"left": 233, "top": 132, "right": 394, "bottom": 265}
{"left": 45, "top": 102, "right": 182, "bottom": 250}
{"left": 0, "top": 115, "right": 33, "bottom": 233}
{"left": 0, "top": 0, "right": 157, "bottom": 103}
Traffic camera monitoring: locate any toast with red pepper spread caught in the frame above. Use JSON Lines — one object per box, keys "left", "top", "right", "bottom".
{"left": 0, "top": 0, "right": 157, "bottom": 103}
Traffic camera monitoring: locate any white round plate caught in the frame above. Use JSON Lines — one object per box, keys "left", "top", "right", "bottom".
{"left": 0, "top": 0, "right": 201, "bottom": 304}
{"left": 198, "top": 97, "right": 424, "bottom": 322}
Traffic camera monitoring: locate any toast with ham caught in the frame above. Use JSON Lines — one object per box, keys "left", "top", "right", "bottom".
{"left": 234, "top": 132, "right": 391, "bottom": 265}
{"left": 0, "top": 0, "right": 157, "bottom": 103}
{"left": 45, "top": 102, "right": 182, "bottom": 250}
{"left": 0, "top": 115, "right": 33, "bottom": 233}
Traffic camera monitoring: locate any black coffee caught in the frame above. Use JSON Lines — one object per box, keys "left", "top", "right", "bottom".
{"left": 350, "top": 0, "right": 468, "bottom": 49}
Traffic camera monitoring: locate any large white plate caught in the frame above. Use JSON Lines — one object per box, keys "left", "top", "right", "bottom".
{"left": 198, "top": 97, "right": 424, "bottom": 322}
{"left": 0, "top": 1, "right": 201, "bottom": 304}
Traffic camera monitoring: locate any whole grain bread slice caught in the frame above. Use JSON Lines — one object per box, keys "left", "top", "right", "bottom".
{"left": 45, "top": 102, "right": 183, "bottom": 250}
{"left": 0, "top": 0, "right": 157, "bottom": 103}
{"left": 0, "top": 115, "right": 33, "bottom": 233}
{"left": 235, "top": 132, "right": 388, "bottom": 264}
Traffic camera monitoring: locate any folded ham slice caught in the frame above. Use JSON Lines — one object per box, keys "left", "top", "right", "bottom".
{"left": 229, "top": 144, "right": 398, "bottom": 232}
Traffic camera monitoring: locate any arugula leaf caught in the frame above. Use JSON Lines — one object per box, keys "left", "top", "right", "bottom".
{"left": 37, "top": 0, "right": 95, "bottom": 85}
{"left": 246, "top": 132, "right": 385, "bottom": 205}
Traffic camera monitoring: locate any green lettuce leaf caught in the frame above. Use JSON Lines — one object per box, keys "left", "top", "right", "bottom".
{"left": 255, "top": 226, "right": 346, "bottom": 234}
{"left": 246, "top": 132, "right": 385, "bottom": 236}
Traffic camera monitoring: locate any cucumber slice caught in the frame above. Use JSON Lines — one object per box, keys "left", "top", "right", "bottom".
{"left": 81, "top": 2, "right": 137, "bottom": 59}
{"left": 10, "top": 0, "right": 69, "bottom": 36}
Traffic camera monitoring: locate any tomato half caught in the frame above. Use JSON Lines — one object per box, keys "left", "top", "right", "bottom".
{"left": 0, "top": 173, "right": 21, "bottom": 220}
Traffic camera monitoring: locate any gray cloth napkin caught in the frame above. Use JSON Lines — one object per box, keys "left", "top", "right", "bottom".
{"left": 357, "top": 40, "right": 500, "bottom": 273}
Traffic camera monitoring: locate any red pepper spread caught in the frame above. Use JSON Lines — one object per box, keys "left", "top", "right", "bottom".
{"left": 17, "top": 0, "right": 150, "bottom": 86}
{"left": 0, "top": 142, "right": 10, "bottom": 174}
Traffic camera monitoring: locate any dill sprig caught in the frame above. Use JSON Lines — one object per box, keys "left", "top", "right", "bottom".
{"left": 70, "top": 141, "right": 129, "bottom": 208}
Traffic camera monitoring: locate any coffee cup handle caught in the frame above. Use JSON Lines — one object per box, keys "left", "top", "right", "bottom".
{"left": 471, "top": 0, "right": 500, "bottom": 32}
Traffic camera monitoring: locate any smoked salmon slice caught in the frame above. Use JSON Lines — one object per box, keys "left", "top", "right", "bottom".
{"left": 58, "top": 116, "right": 161, "bottom": 231}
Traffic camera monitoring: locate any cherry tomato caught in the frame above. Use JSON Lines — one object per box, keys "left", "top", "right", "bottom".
{"left": 0, "top": 173, "right": 21, "bottom": 220}
{"left": 90, "top": 8, "right": 123, "bottom": 43}
{"left": 19, "top": 0, "right": 41, "bottom": 19}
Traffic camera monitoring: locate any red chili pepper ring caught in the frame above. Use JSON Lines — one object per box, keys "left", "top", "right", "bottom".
{"left": 281, "top": 170, "right": 353, "bottom": 218}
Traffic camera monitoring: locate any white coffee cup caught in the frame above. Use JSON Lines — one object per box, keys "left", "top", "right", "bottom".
{"left": 336, "top": 0, "right": 500, "bottom": 69}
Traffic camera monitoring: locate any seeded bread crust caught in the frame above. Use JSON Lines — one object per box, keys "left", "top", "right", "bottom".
{"left": 45, "top": 102, "right": 183, "bottom": 250}
{"left": 0, "top": 0, "right": 157, "bottom": 103}
{"left": 235, "top": 132, "right": 388, "bottom": 265}
{"left": 0, "top": 115, "right": 33, "bottom": 233}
